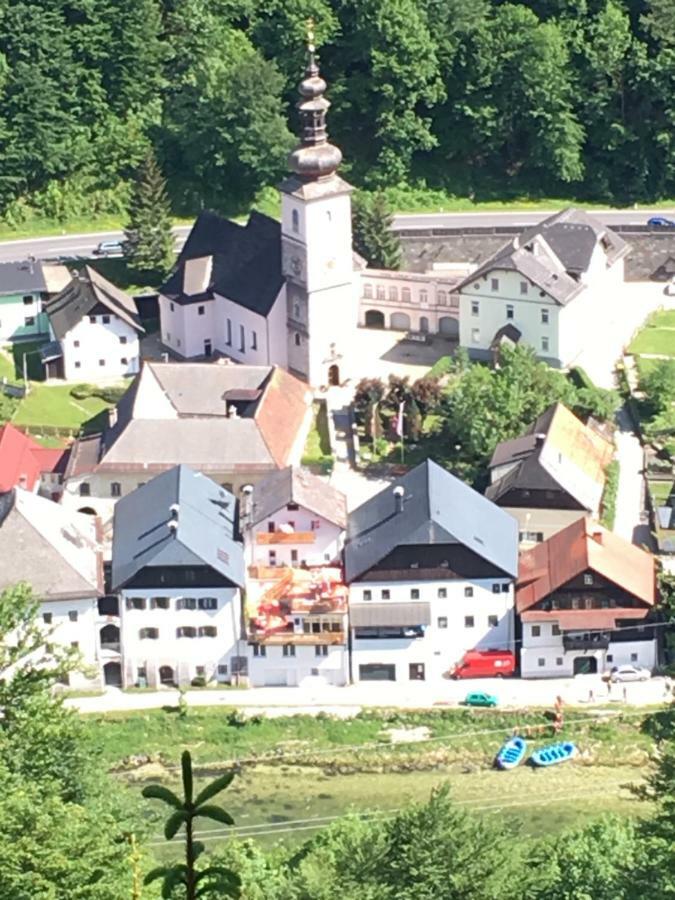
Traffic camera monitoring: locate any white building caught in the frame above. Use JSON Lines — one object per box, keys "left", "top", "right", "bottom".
{"left": 242, "top": 466, "right": 346, "bottom": 569}
{"left": 0, "top": 259, "right": 70, "bottom": 344}
{"left": 62, "top": 361, "right": 313, "bottom": 522}
{"left": 0, "top": 487, "right": 104, "bottom": 690}
{"left": 158, "top": 43, "right": 360, "bottom": 388}
{"left": 110, "top": 466, "right": 246, "bottom": 689}
{"left": 517, "top": 518, "right": 657, "bottom": 678}
{"left": 41, "top": 265, "right": 143, "bottom": 381}
{"left": 456, "top": 208, "right": 629, "bottom": 368}
{"left": 245, "top": 566, "right": 349, "bottom": 687}
{"left": 344, "top": 460, "right": 519, "bottom": 683}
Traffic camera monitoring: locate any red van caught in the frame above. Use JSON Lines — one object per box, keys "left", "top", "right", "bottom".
{"left": 449, "top": 650, "right": 516, "bottom": 679}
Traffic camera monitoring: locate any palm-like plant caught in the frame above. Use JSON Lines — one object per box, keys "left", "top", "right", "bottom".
{"left": 142, "top": 751, "right": 240, "bottom": 899}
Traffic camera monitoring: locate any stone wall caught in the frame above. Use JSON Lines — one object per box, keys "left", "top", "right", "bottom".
{"left": 400, "top": 228, "right": 675, "bottom": 282}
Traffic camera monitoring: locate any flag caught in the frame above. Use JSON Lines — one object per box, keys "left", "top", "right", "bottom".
{"left": 394, "top": 401, "right": 405, "bottom": 438}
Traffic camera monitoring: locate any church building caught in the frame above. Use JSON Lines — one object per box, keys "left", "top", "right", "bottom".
{"left": 158, "top": 38, "right": 359, "bottom": 388}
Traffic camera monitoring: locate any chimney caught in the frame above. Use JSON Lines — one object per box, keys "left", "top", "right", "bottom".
{"left": 108, "top": 407, "right": 118, "bottom": 428}
{"left": 168, "top": 520, "right": 178, "bottom": 534}
{"left": 393, "top": 485, "right": 405, "bottom": 514}
{"left": 240, "top": 484, "right": 254, "bottom": 525}
{"left": 169, "top": 503, "right": 179, "bottom": 520}
{"left": 534, "top": 433, "right": 546, "bottom": 447}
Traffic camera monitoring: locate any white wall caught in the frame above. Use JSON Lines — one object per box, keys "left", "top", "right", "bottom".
{"left": 245, "top": 507, "right": 343, "bottom": 568}
{"left": 459, "top": 269, "right": 560, "bottom": 363}
{"left": 39, "top": 597, "right": 101, "bottom": 689}
{"left": 350, "top": 577, "right": 514, "bottom": 682}
{"left": 159, "top": 289, "right": 288, "bottom": 369}
{"left": 358, "top": 270, "right": 461, "bottom": 334}
{"left": 520, "top": 619, "right": 657, "bottom": 677}
{"left": 119, "top": 586, "right": 243, "bottom": 687}
{"left": 247, "top": 643, "right": 348, "bottom": 687}
{"left": 0, "top": 291, "right": 45, "bottom": 341}
{"left": 60, "top": 315, "right": 140, "bottom": 381}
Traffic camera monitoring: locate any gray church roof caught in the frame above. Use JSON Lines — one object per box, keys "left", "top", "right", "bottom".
{"left": 344, "top": 459, "right": 518, "bottom": 583}
{"left": 161, "top": 210, "right": 283, "bottom": 317}
{"left": 111, "top": 465, "right": 245, "bottom": 591}
{"left": 457, "top": 208, "right": 629, "bottom": 306}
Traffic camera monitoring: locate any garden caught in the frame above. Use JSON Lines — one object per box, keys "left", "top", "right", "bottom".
{"left": 353, "top": 345, "right": 619, "bottom": 487}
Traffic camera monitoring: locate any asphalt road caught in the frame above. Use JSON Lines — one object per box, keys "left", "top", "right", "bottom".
{"left": 391, "top": 208, "right": 675, "bottom": 230}
{"left": 0, "top": 225, "right": 192, "bottom": 264}
{"left": 1, "top": 209, "right": 675, "bottom": 263}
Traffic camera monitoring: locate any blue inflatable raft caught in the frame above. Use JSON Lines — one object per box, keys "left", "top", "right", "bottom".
{"left": 530, "top": 741, "right": 577, "bottom": 767}
{"left": 496, "top": 737, "right": 527, "bottom": 770}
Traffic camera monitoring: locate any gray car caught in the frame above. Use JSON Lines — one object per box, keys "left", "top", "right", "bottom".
{"left": 609, "top": 664, "right": 651, "bottom": 683}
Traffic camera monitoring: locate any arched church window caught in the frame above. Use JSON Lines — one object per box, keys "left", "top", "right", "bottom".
{"left": 292, "top": 209, "right": 299, "bottom": 233}
{"left": 293, "top": 302, "right": 301, "bottom": 319}
{"left": 294, "top": 333, "right": 301, "bottom": 347}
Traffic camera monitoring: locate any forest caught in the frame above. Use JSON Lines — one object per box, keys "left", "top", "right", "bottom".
{"left": 1, "top": 0, "right": 675, "bottom": 229}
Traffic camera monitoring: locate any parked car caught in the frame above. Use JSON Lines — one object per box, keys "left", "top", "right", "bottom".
{"left": 449, "top": 650, "right": 516, "bottom": 679}
{"left": 647, "top": 216, "right": 675, "bottom": 228}
{"left": 464, "top": 691, "right": 498, "bottom": 708}
{"left": 93, "top": 239, "right": 124, "bottom": 257}
{"left": 609, "top": 665, "right": 651, "bottom": 683}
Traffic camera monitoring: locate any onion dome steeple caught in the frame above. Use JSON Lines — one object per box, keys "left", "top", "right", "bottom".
{"left": 288, "top": 21, "right": 342, "bottom": 181}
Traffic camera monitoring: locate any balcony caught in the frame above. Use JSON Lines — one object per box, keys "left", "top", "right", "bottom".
{"left": 563, "top": 634, "right": 610, "bottom": 651}
{"left": 248, "top": 630, "right": 346, "bottom": 646}
{"left": 256, "top": 531, "right": 316, "bottom": 545}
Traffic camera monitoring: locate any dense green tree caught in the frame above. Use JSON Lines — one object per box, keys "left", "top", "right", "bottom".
{"left": 123, "top": 150, "right": 175, "bottom": 278}
{"left": 291, "top": 787, "right": 535, "bottom": 899}
{"left": 352, "top": 192, "right": 402, "bottom": 269}
{"left": 333, "top": 0, "right": 445, "bottom": 185}
{"left": 642, "top": 359, "right": 675, "bottom": 414}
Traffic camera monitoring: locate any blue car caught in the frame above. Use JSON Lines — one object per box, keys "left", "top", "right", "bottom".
{"left": 648, "top": 216, "right": 675, "bottom": 228}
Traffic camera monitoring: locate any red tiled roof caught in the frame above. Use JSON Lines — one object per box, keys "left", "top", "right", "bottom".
{"left": 255, "top": 367, "right": 312, "bottom": 468}
{"left": 0, "top": 424, "right": 66, "bottom": 492}
{"left": 517, "top": 517, "right": 655, "bottom": 613}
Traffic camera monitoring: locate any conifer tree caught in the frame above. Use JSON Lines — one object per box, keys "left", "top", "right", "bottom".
{"left": 123, "top": 150, "right": 175, "bottom": 279}
{"left": 352, "top": 192, "right": 402, "bottom": 270}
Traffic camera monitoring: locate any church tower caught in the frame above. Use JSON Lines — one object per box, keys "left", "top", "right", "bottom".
{"left": 279, "top": 28, "right": 357, "bottom": 387}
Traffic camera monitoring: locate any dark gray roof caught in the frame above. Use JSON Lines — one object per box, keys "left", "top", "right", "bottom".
{"left": 248, "top": 466, "right": 347, "bottom": 529}
{"left": 457, "top": 208, "right": 629, "bottom": 306}
{"left": 111, "top": 465, "right": 245, "bottom": 591}
{"left": 0, "top": 260, "right": 46, "bottom": 295}
{"left": 161, "top": 210, "right": 283, "bottom": 316}
{"left": 45, "top": 265, "right": 143, "bottom": 340}
{"left": 344, "top": 459, "right": 518, "bottom": 583}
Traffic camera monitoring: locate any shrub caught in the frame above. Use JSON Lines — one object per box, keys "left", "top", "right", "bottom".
{"left": 600, "top": 460, "right": 620, "bottom": 529}
{"left": 190, "top": 676, "right": 206, "bottom": 688}
{"left": 69, "top": 384, "right": 92, "bottom": 400}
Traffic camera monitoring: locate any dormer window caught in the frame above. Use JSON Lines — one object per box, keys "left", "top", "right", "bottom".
{"left": 584, "top": 573, "right": 594, "bottom": 585}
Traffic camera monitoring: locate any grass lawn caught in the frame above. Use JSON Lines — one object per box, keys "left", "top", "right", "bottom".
{"left": 649, "top": 480, "right": 673, "bottom": 506}
{"left": 12, "top": 383, "right": 114, "bottom": 431}
{"left": 0, "top": 212, "right": 194, "bottom": 242}
{"left": 83, "top": 257, "right": 159, "bottom": 295}
{"left": 301, "top": 400, "right": 333, "bottom": 473}
{"left": 101, "top": 705, "right": 662, "bottom": 849}
{"left": 649, "top": 309, "right": 675, "bottom": 329}
{"left": 629, "top": 328, "right": 675, "bottom": 357}
{"left": 0, "top": 347, "right": 13, "bottom": 380}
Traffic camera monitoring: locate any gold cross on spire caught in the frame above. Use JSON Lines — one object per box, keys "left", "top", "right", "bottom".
{"left": 306, "top": 17, "right": 315, "bottom": 53}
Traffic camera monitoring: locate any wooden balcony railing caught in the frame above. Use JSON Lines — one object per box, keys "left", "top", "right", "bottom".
{"left": 248, "top": 630, "right": 346, "bottom": 646}
{"left": 256, "top": 531, "right": 315, "bottom": 545}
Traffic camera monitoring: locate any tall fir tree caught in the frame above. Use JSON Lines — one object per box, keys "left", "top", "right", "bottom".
{"left": 123, "top": 150, "right": 175, "bottom": 279}
{"left": 352, "top": 191, "right": 402, "bottom": 270}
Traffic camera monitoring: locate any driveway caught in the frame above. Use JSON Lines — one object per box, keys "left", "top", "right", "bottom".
{"left": 612, "top": 406, "right": 652, "bottom": 547}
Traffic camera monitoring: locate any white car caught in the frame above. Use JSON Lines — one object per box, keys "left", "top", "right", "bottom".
{"left": 609, "top": 665, "right": 651, "bottom": 683}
